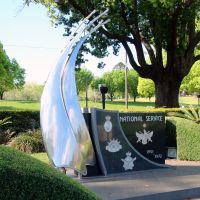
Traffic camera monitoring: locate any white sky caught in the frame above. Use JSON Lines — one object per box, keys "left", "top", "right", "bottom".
{"left": 0, "top": 0, "right": 127, "bottom": 84}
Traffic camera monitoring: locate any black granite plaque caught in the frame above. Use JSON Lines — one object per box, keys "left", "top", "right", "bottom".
{"left": 119, "top": 113, "right": 166, "bottom": 164}
{"left": 90, "top": 108, "right": 167, "bottom": 176}
{"left": 83, "top": 113, "right": 103, "bottom": 176}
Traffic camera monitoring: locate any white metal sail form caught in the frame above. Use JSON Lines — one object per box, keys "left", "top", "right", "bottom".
{"left": 40, "top": 10, "right": 110, "bottom": 175}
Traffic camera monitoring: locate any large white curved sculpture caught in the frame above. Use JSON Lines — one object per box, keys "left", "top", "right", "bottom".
{"left": 40, "top": 10, "right": 110, "bottom": 175}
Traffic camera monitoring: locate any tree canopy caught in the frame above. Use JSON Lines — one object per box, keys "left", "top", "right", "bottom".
{"left": 128, "top": 69, "right": 138, "bottom": 102}
{"left": 25, "top": 0, "right": 200, "bottom": 107}
{"left": 75, "top": 68, "right": 94, "bottom": 94}
{"left": 91, "top": 65, "right": 139, "bottom": 101}
{"left": 180, "top": 61, "right": 200, "bottom": 94}
{"left": 137, "top": 77, "right": 155, "bottom": 101}
{"left": 0, "top": 42, "right": 25, "bottom": 99}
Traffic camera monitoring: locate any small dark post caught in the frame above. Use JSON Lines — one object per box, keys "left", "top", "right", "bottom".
{"left": 99, "top": 84, "right": 108, "bottom": 109}
{"left": 85, "top": 79, "right": 88, "bottom": 108}
{"left": 197, "top": 94, "right": 200, "bottom": 106}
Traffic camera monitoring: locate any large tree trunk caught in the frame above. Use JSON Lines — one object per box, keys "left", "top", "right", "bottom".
{"left": 154, "top": 76, "right": 182, "bottom": 108}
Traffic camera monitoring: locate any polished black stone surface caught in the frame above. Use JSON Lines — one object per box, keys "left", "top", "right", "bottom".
{"left": 90, "top": 108, "right": 167, "bottom": 176}
{"left": 83, "top": 113, "right": 103, "bottom": 177}
{"left": 119, "top": 112, "right": 166, "bottom": 164}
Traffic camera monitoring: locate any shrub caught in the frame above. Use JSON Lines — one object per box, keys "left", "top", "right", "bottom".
{"left": 165, "top": 117, "right": 177, "bottom": 147}
{"left": 0, "top": 146, "right": 101, "bottom": 200}
{"left": 0, "top": 116, "right": 12, "bottom": 126}
{"left": 0, "top": 129, "right": 15, "bottom": 145}
{"left": 120, "top": 107, "right": 181, "bottom": 114}
{"left": 9, "top": 130, "right": 45, "bottom": 153}
{"left": 174, "top": 105, "right": 200, "bottom": 124}
{"left": 176, "top": 118, "right": 200, "bottom": 161}
{"left": 0, "top": 111, "right": 40, "bottom": 134}
{"left": 9, "top": 134, "right": 40, "bottom": 153}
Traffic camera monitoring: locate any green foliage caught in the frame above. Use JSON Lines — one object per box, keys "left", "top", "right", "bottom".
{"left": 110, "top": 69, "right": 125, "bottom": 97}
{"left": 9, "top": 134, "right": 41, "bottom": 153}
{"left": 9, "top": 130, "right": 45, "bottom": 153}
{"left": 176, "top": 118, "right": 200, "bottom": 161}
{"left": 180, "top": 62, "right": 200, "bottom": 94}
{"left": 0, "top": 100, "right": 40, "bottom": 111}
{"left": 4, "top": 83, "right": 44, "bottom": 101}
{"left": 24, "top": 0, "right": 200, "bottom": 108}
{"left": 75, "top": 68, "right": 94, "bottom": 95}
{"left": 0, "top": 129, "right": 15, "bottom": 145}
{"left": 0, "top": 116, "right": 12, "bottom": 144}
{"left": 0, "top": 111, "right": 40, "bottom": 134}
{"left": 0, "top": 116, "right": 11, "bottom": 126}
{"left": 165, "top": 117, "right": 200, "bottom": 161}
{"left": 127, "top": 69, "right": 139, "bottom": 102}
{"left": 91, "top": 68, "right": 139, "bottom": 101}
{"left": 180, "top": 105, "right": 200, "bottom": 123}
{"left": 0, "top": 42, "right": 25, "bottom": 99}
{"left": 169, "top": 105, "right": 200, "bottom": 124}
{"left": 31, "top": 152, "right": 50, "bottom": 165}
{"left": 0, "top": 146, "right": 101, "bottom": 200}
{"left": 102, "top": 71, "right": 117, "bottom": 100}
{"left": 91, "top": 77, "right": 104, "bottom": 91}
{"left": 137, "top": 78, "right": 155, "bottom": 100}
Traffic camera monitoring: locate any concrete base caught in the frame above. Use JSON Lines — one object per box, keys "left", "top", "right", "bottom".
{"left": 79, "top": 160, "right": 200, "bottom": 200}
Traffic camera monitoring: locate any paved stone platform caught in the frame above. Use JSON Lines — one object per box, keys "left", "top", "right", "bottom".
{"left": 77, "top": 160, "right": 200, "bottom": 200}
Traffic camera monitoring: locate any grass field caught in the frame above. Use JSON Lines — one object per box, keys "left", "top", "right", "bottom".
{"left": 0, "top": 96, "right": 198, "bottom": 111}
{"left": 31, "top": 152, "right": 49, "bottom": 165}
{"left": 0, "top": 100, "right": 40, "bottom": 111}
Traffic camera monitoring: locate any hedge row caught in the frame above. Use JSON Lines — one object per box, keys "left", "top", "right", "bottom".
{"left": 120, "top": 107, "right": 182, "bottom": 114}
{"left": 0, "top": 146, "right": 101, "bottom": 200}
{"left": 0, "top": 111, "right": 40, "bottom": 133}
{"left": 176, "top": 118, "right": 200, "bottom": 160}
{"left": 165, "top": 117, "right": 177, "bottom": 147}
{"left": 166, "top": 117, "right": 200, "bottom": 161}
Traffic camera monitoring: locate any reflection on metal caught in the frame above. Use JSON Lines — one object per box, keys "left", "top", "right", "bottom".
{"left": 40, "top": 10, "right": 110, "bottom": 175}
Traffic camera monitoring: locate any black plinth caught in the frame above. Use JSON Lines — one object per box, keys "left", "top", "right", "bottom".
{"left": 90, "top": 108, "right": 167, "bottom": 176}
{"left": 119, "top": 112, "right": 166, "bottom": 164}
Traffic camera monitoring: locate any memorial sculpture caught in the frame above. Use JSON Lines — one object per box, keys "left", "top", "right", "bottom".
{"left": 40, "top": 10, "right": 110, "bottom": 176}
{"left": 40, "top": 10, "right": 168, "bottom": 177}
{"left": 90, "top": 108, "right": 167, "bottom": 176}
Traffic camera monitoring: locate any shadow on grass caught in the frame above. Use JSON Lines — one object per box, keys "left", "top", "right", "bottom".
{"left": 17, "top": 100, "right": 39, "bottom": 104}
{"left": 106, "top": 100, "right": 155, "bottom": 107}
{"left": 0, "top": 106, "right": 18, "bottom": 111}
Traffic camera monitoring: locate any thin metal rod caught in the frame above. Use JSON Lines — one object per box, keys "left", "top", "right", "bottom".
{"left": 125, "top": 53, "right": 128, "bottom": 109}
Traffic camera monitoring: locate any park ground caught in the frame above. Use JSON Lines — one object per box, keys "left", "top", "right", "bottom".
{"left": 0, "top": 96, "right": 199, "bottom": 111}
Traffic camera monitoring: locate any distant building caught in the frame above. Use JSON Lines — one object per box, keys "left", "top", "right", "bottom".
{"left": 112, "top": 62, "right": 126, "bottom": 70}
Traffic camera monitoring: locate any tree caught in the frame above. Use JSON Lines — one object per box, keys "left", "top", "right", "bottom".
{"left": 75, "top": 68, "right": 93, "bottom": 95}
{"left": 128, "top": 69, "right": 139, "bottom": 102}
{"left": 4, "top": 83, "right": 44, "bottom": 101}
{"left": 91, "top": 77, "right": 104, "bottom": 90}
{"left": 111, "top": 69, "right": 125, "bottom": 98}
{"left": 0, "top": 42, "right": 25, "bottom": 99}
{"left": 113, "top": 63, "right": 139, "bottom": 101}
{"left": 101, "top": 71, "right": 116, "bottom": 101}
{"left": 92, "top": 68, "right": 139, "bottom": 101}
{"left": 180, "top": 62, "right": 200, "bottom": 94}
{"left": 25, "top": 0, "right": 200, "bottom": 107}
{"left": 137, "top": 77, "right": 155, "bottom": 101}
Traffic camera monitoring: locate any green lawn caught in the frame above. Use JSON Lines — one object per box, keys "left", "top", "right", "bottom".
{"left": 0, "top": 96, "right": 198, "bottom": 111}
{"left": 0, "top": 100, "right": 40, "bottom": 111}
{"left": 31, "top": 152, "right": 50, "bottom": 165}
